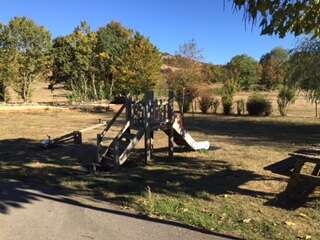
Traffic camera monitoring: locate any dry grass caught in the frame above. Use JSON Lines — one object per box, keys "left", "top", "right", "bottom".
{"left": 1, "top": 101, "right": 320, "bottom": 239}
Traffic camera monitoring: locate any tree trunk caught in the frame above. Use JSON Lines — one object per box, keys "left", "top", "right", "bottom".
{"left": 91, "top": 73, "right": 98, "bottom": 100}
{"left": 109, "top": 78, "right": 114, "bottom": 99}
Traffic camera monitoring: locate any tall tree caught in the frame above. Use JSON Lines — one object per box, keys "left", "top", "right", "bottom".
{"left": 96, "top": 21, "right": 133, "bottom": 98}
{"left": 167, "top": 39, "right": 204, "bottom": 113}
{"left": 288, "top": 38, "right": 320, "bottom": 116}
{"left": 227, "top": 54, "right": 260, "bottom": 90}
{"left": 52, "top": 21, "right": 101, "bottom": 101}
{"left": 97, "top": 21, "right": 162, "bottom": 98}
{"left": 260, "top": 47, "right": 289, "bottom": 89}
{"left": 125, "top": 33, "right": 162, "bottom": 95}
{"left": 0, "top": 22, "right": 7, "bottom": 101}
{"left": 1, "top": 17, "right": 52, "bottom": 102}
{"left": 231, "top": 0, "right": 320, "bottom": 38}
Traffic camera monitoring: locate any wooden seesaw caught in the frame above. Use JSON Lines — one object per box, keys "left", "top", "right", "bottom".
{"left": 41, "top": 119, "right": 107, "bottom": 148}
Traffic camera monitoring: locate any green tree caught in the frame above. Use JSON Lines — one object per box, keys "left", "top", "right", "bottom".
{"left": 1, "top": 17, "right": 52, "bottom": 102}
{"left": 227, "top": 54, "right": 260, "bottom": 90}
{"left": 277, "top": 85, "right": 296, "bottom": 116}
{"left": 125, "top": 33, "right": 162, "bottom": 95}
{"left": 201, "top": 64, "right": 226, "bottom": 83}
{"left": 51, "top": 36, "right": 73, "bottom": 87}
{"left": 260, "top": 47, "right": 289, "bottom": 89}
{"left": 96, "top": 21, "right": 162, "bottom": 98}
{"left": 96, "top": 21, "right": 133, "bottom": 98}
{"left": 288, "top": 38, "right": 320, "bottom": 116}
{"left": 52, "top": 21, "right": 107, "bottom": 101}
{"left": 231, "top": 0, "right": 320, "bottom": 38}
{"left": 0, "top": 22, "right": 8, "bottom": 101}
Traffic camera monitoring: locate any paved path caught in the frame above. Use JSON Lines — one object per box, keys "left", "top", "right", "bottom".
{"left": 0, "top": 183, "right": 233, "bottom": 240}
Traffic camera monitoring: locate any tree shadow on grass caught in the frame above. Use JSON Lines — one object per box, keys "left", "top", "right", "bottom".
{"left": 183, "top": 114, "right": 320, "bottom": 148}
{"left": 0, "top": 138, "right": 265, "bottom": 239}
{"left": 264, "top": 156, "right": 320, "bottom": 210}
{"left": 0, "top": 137, "right": 290, "bottom": 239}
{"left": 0, "top": 138, "right": 283, "bottom": 213}
{"left": 265, "top": 176, "right": 320, "bottom": 210}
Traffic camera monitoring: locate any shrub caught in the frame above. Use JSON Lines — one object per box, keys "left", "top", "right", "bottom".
{"left": 222, "top": 95, "right": 233, "bottom": 115}
{"left": 246, "top": 93, "right": 272, "bottom": 116}
{"left": 277, "top": 85, "right": 296, "bottom": 116}
{"left": 199, "top": 95, "right": 213, "bottom": 114}
{"left": 212, "top": 98, "right": 220, "bottom": 114}
{"left": 236, "top": 99, "right": 245, "bottom": 115}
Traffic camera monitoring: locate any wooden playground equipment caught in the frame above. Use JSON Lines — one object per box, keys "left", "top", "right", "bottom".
{"left": 42, "top": 120, "right": 107, "bottom": 147}
{"left": 43, "top": 91, "right": 210, "bottom": 171}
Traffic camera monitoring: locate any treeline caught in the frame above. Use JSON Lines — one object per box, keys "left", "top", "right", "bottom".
{"left": 164, "top": 47, "right": 289, "bottom": 91}
{"left": 163, "top": 39, "right": 320, "bottom": 117}
{"left": 0, "top": 17, "right": 162, "bottom": 102}
{"left": 0, "top": 16, "right": 319, "bottom": 116}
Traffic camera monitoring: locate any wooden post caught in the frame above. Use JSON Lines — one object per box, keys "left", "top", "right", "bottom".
{"left": 144, "top": 91, "right": 154, "bottom": 164}
{"left": 168, "top": 90, "right": 174, "bottom": 161}
{"left": 126, "top": 96, "right": 132, "bottom": 129}
{"left": 114, "top": 140, "right": 120, "bottom": 168}
{"left": 74, "top": 131, "right": 82, "bottom": 144}
{"left": 94, "top": 133, "right": 103, "bottom": 172}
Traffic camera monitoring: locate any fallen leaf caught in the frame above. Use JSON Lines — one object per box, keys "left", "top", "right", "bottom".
{"left": 298, "top": 213, "right": 309, "bottom": 219}
{"left": 243, "top": 218, "right": 252, "bottom": 224}
{"left": 285, "top": 221, "right": 296, "bottom": 227}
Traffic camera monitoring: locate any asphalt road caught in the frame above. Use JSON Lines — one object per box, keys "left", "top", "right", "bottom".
{"left": 0, "top": 183, "right": 234, "bottom": 240}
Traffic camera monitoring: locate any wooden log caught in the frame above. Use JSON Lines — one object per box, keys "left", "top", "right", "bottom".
{"left": 74, "top": 131, "right": 82, "bottom": 144}
{"left": 168, "top": 90, "right": 174, "bottom": 161}
{"left": 79, "top": 123, "right": 105, "bottom": 133}
{"left": 290, "top": 153, "right": 320, "bottom": 163}
{"left": 114, "top": 140, "right": 120, "bottom": 168}
{"left": 292, "top": 172, "right": 320, "bottom": 184}
{"left": 53, "top": 132, "right": 75, "bottom": 142}
{"left": 144, "top": 91, "right": 154, "bottom": 164}
{"left": 100, "top": 104, "right": 126, "bottom": 137}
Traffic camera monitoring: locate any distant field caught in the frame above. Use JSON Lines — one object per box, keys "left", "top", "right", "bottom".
{"left": 4, "top": 82, "right": 317, "bottom": 120}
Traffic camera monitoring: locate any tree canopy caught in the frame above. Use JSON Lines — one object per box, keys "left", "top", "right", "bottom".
{"left": 232, "top": 0, "right": 320, "bottom": 38}
{"left": 226, "top": 54, "right": 260, "bottom": 90}
{"left": 0, "top": 17, "right": 52, "bottom": 102}
{"left": 259, "top": 47, "right": 289, "bottom": 89}
{"left": 51, "top": 21, "right": 162, "bottom": 101}
{"left": 288, "top": 38, "right": 320, "bottom": 102}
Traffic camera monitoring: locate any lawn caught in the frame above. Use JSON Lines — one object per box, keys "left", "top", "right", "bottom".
{"left": 1, "top": 103, "right": 320, "bottom": 239}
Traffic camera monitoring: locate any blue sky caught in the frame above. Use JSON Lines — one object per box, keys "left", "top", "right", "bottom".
{"left": 0, "top": 0, "right": 298, "bottom": 64}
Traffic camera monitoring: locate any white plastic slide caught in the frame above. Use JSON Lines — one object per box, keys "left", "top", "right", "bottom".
{"left": 172, "top": 117, "right": 210, "bottom": 151}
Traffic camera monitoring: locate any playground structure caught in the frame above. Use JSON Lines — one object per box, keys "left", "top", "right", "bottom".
{"left": 95, "top": 91, "right": 210, "bottom": 170}
{"left": 42, "top": 91, "right": 210, "bottom": 170}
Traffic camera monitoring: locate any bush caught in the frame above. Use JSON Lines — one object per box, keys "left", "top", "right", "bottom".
{"left": 246, "top": 93, "right": 272, "bottom": 116}
{"left": 212, "top": 98, "right": 220, "bottom": 114}
{"left": 199, "top": 95, "right": 213, "bottom": 114}
{"left": 222, "top": 95, "right": 233, "bottom": 115}
{"left": 277, "top": 85, "right": 296, "bottom": 116}
{"left": 236, "top": 99, "right": 245, "bottom": 115}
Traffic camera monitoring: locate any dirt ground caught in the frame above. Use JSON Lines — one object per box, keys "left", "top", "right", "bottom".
{"left": 1, "top": 97, "right": 320, "bottom": 239}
